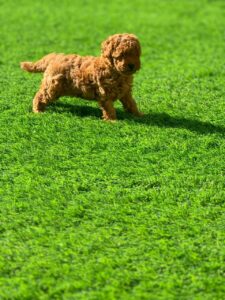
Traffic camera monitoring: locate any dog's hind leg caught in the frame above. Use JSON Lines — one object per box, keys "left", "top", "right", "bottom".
{"left": 33, "top": 74, "right": 63, "bottom": 113}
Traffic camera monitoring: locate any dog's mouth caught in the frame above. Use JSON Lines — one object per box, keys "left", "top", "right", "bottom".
{"left": 123, "top": 63, "right": 141, "bottom": 75}
{"left": 120, "top": 67, "right": 138, "bottom": 75}
{"left": 113, "top": 61, "right": 140, "bottom": 75}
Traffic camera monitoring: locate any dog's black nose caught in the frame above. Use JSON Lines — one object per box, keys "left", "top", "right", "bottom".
{"left": 128, "top": 63, "right": 135, "bottom": 71}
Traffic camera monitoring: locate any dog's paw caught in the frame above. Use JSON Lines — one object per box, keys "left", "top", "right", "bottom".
{"left": 135, "top": 111, "right": 145, "bottom": 117}
{"left": 33, "top": 108, "right": 44, "bottom": 113}
{"left": 103, "top": 117, "right": 117, "bottom": 122}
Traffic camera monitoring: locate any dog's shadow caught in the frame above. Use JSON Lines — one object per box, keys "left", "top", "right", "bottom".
{"left": 51, "top": 102, "right": 225, "bottom": 136}
{"left": 51, "top": 101, "right": 102, "bottom": 118}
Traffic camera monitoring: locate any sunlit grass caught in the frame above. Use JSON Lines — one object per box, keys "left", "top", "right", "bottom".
{"left": 0, "top": 0, "right": 225, "bottom": 299}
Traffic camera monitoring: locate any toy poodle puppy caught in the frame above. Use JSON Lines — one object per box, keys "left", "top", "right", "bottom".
{"left": 21, "top": 33, "right": 143, "bottom": 120}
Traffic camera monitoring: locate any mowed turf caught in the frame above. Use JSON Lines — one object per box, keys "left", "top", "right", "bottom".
{"left": 0, "top": 0, "right": 225, "bottom": 299}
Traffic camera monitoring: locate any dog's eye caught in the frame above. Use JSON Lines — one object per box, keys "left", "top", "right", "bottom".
{"left": 116, "top": 54, "right": 124, "bottom": 60}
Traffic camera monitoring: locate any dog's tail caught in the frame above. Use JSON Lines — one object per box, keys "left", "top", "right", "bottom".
{"left": 20, "top": 61, "right": 45, "bottom": 73}
{"left": 20, "top": 53, "right": 57, "bottom": 73}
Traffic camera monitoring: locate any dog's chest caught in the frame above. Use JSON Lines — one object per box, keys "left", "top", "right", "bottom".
{"left": 97, "top": 73, "right": 132, "bottom": 100}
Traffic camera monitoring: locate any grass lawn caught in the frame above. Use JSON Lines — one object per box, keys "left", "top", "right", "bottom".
{"left": 0, "top": 0, "right": 225, "bottom": 299}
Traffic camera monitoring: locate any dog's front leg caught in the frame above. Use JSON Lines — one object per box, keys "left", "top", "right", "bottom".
{"left": 99, "top": 100, "right": 117, "bottom": 121}
{"left": 120, "top": 93, "right": 144, "bottom": 117}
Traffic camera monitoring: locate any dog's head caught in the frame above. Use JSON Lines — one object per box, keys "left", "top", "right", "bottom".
{"left": 101, "top": 33, "right": 141, "bottom": 75}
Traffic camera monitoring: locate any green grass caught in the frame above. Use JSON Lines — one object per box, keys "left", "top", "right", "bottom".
{"left": 0, "top": 0, "right": 225, "bottom": 299}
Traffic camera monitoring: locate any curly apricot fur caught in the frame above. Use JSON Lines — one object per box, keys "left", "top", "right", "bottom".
{"left": 21, "top": 33, "right": 143, "bottom": 120}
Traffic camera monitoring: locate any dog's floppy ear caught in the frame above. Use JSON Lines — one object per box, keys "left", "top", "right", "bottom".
{"left": 101, "top": 36, "right": 114, "bottom": 58}
{"left": 101, "top": 34, "right": 121, "bottom": 59}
